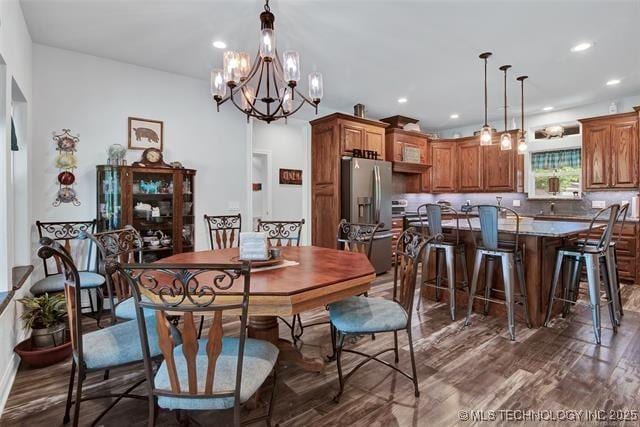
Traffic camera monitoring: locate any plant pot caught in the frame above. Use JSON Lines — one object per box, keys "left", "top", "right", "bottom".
{"left": 31, "top": 324, "right": 66, "bottom": 349}
{"left": 14, "top": 331, "right": 72, "bottom": 368}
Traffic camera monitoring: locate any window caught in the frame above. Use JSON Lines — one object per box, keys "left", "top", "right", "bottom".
{"left": 530, "top": 149, "right": 581, "bottom": 198}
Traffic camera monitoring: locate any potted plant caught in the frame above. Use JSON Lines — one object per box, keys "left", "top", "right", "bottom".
{"left": 18, "top": 293, "right": 67, "bottom": 347}
{"left": 14, "top": 293, "right": 72, "bottom": 368}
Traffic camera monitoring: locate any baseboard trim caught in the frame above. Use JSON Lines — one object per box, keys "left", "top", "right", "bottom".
{"left": 0, "top": 353, "right": 20, "bottom": 417}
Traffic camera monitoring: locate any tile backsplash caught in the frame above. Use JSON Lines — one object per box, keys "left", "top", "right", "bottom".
{"left": 395, "top": 191, "right": 639, "bottom": 217}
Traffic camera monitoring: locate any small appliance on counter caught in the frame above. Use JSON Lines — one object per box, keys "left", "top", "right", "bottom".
{"left": 341, "top": 157, "right": 393, "bottom": 274}
{"left": 392, "top": 199, "right": 408, "bottom": 216}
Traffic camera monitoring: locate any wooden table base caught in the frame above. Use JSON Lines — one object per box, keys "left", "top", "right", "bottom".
{"left": 248, "top": 315, "right": 325, "bottom": 372}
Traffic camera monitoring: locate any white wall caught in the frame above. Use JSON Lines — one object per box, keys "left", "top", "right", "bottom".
{"left": 31, "top": 44, "right": 249, "bottom": 257}
{"left": 0, "top": 0, "right": 32, "bottom": 414}
{"left": 251, "top": 119, "right": 310, "bottom": 242}
{"left": 439, "top": 93, "right": 640, "bottom": 138}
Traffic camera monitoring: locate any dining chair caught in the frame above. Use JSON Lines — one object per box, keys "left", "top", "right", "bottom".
{"left": 256, "top": 219, "right": 305, "bottom": 246}
{"left": 113, "top": 260, "right": 279, "bottom": 426}
{"left": 416, "top": 203, "right": 470, "bottom": 319}
{"left": 328, "top": 228, "right": 431, "bottom": 402}
{"left": 292, "top": 220, "right": 381, "bottom": 346}
{"left": 84, "top": 226, "right": 144, "bottom": 325}
{"left": 204, "top": 214, "right": 242, "bottom": 249}
{"left": 463, "top": 205, "right": 532, "bottom": 341}
{"left": 37, "top": 237, "right": 176, "bottom": 427}
{"left": 544, "top": 204, "right": 620, "bottom": 344}
{"left": 34, "top": 220, "right": 105, "bottom": 325}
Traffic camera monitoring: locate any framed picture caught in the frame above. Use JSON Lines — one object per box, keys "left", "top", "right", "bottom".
{"left": 279, "top": 168, "right": 302, "bottom": 185}
{"left": 128, "top": 117, "right": 164, "bottom": 151}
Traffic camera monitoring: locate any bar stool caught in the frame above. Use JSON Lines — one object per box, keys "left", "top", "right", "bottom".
{"left": 464, "top": 205, "right": 531, "bottom": 341}
{"left": 608, "top": 202, "right": 629, "bottom": 324}
{"left": 544, "top": 204, "right": 620, "bottom": 344}
{"left": 416, "top": 203, "right": 470, "bottom": 320}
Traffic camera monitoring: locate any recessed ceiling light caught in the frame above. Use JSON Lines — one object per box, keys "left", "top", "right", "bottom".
{"left": 450, "top": 114, "right": 459, "bottom": 119}
{"left": 397, "top": 97, "right": 408, "bottom": 104}
{"left": 212, "top": 40, "right": 227, "bottom": 49}
{"left": 570, "top": 42, "right": 592, "bottom": 52}
{"left": 542, "top": 106, "right": 554, "bottom": 111}
{"left": 606, "top": 78, "right": 621, "bottom": 86}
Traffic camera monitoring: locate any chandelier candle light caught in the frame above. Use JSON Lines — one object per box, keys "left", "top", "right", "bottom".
{"left": 516, "top": 75, "right": 529, "bottom": 154}
{"left": 210, "top": 0, "right": 323, "bottom": 123}
{"left": 479, "top": 52, "right": 493, "bottom": 145}
{"left": 499, "top": 64, "right": 513, "bottom": 150}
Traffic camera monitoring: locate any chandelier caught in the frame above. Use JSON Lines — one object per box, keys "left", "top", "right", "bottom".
{"left": 210, "top": 0, "right": 323, "bottom": 123}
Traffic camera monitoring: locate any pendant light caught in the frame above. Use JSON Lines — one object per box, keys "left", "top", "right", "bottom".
{"left": 499, "top": 65, "right": 513, "bottom": 150}
{"left": 516, "top": 75, "right": 529, "bottom": 154}
{"left": 478, "top": 52, "right": 493, "bottom": 145}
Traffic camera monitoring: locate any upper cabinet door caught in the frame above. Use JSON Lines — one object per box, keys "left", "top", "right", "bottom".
{"left": 483, "top": 144, "right": 515, "bottom": 192}
{"left": 365, "top": 129, "right": 385, "bottom": 160}
{"left": 430, "top": 142, "right": 457, "bottom": 192}
{"left": 457, "top": 140, "right": 483, "bottom": 192}
{"left": 582, "top": 124, "right": 611, "bottom": 190}
{"left": 341, "top": 123, "right": 365, "bottom": 154}
{"left": 611, "top": 119, "right": 638, "bottom": 188}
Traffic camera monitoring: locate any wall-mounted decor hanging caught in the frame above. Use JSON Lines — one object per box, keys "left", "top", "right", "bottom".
{"left": 128, "top": 117, "right": 164, "bottom": 151}
{"left": 52, "top": 129, "right": 81, "bottom": 206}
{"left": 279, "top": 168, "right": 302, "bottom": 185}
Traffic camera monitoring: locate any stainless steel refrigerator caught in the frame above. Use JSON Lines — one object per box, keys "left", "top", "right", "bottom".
{"left": 341, "top": 157, "right": 393, "bottom": 274}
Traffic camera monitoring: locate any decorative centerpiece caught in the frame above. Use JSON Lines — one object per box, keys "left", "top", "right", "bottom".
{"left": 107, "top": 143, "right": 127, "bottom": 165}
{"left": 239, "top": 232, "right": 270, "bottom": 260}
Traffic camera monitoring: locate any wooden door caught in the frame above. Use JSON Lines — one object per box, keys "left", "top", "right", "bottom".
{"left": 430, "top": 142, "right": 457, "bottom": 192}
{"left": 582, "top": 124, "right": 610, "bottom": 190}
{"left": 483, "top": 144, "right": 515, "bottom": 192}
{"left": 610, "top": 119, "right": 638, "bottom": 188}
{"left": 457, "top": 140, "right": 483, "bottom": 192}
{"left": 365, "top": 130, "right": 385, "bottom": 160}
{"left": 341, "top": 124, "right": 364, "bottom": 154}
{"left": 312, "top": 125, "right": 340, "bottom": 248}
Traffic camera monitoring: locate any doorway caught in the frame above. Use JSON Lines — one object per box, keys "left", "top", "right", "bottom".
{"left": 251, "top": 150, "right": 272, "bottom": 230}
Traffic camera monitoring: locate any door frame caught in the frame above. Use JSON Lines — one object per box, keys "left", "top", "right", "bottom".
{"left": 246, "top": 118, "right": 311, "bottom": 244}
{"left": 251, "top": 149, "right": 273, "bottom": 225}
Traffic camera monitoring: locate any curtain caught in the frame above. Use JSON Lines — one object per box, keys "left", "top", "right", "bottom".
{"left": 531, "top": 148, "right": 580, "bottom": 170}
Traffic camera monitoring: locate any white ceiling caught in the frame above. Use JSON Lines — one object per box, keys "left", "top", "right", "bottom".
{"left": 20, "top": 0, "right": 640, "bottom": 130}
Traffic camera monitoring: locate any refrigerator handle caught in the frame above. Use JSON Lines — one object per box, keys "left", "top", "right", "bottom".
{"left": 374, "top": 165, "right": 381, "bottom": 225}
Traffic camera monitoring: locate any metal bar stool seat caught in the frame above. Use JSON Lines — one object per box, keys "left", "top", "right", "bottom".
{"left": 416, "top": 203, "right": 470, "bottom": 320}
{"left": 544, "top": 204, "right": 622, "bottom": 344}
{"left": 464, "top": 205, "right": 532, "bottom": 341}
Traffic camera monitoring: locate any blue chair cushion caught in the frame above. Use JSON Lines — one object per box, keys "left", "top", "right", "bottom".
{"left": 82, "top": 318, "right": 179, "bottom": 370}
{"left": 155, "top": 337, "right": 279, "bottom": 411}
{"left": 31, "top": 272, "right": 105, "bottom": 295}
{"left": 329, "top": 296, "right": 408, "bottom": 334}
{"left": 114, "top": 296, "right": 154, "bottom": 320}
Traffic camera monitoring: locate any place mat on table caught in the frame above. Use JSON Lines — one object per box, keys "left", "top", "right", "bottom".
{"left": 252, "top": 259, "right": 299, "bottom": 272}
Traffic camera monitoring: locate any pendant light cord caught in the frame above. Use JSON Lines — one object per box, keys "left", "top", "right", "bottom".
{"left": 503, "top": 68, "right": 507, "bottom": 131}
{"left": 484, "top": 57, "right": 488, "bottom": 126}
{"left": 521, "top": 78, "right": 525, "bottom": 131}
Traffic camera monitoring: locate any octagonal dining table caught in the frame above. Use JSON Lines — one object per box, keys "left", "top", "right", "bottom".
{"left": 154, "top": 246, "right": 376, "bottom": 371}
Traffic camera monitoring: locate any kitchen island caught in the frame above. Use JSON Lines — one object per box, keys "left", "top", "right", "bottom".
{"left": 420, "top": 218, "right": 604, "bottom": 327}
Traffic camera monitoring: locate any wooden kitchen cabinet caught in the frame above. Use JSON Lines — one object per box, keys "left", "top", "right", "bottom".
{"left": 580, "top": 111, "right": 639, "bottom": 190}
{"left": 430, "top": 142, "right": 457, "bottom": 192}
{"left": 457, "top": 140, "right": 483, "bottom": 192}
{"left": 310, "top": 113, "right": 388, "bottom": 248}
{"left": 483, "top": 142, "right": 515, "bottom": 191}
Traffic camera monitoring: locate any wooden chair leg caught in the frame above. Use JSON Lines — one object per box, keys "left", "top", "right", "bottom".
{"left": 393, "top": 330, "right": 399, "bottom": 363}
{"left": 72, "top": 367, "right": 84, "bottom": 427}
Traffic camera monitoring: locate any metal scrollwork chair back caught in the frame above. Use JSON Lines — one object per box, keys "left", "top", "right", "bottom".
{"left": 204, "top": 214, "right": 242, "bottom": 249}
{"left": 36, "top": 220, "right": 97, "bottom": 277}
{"left": 393, "top": 228, "right": 432, "bottom": 315}
{"left": 257, "top": 219, "right": 305, "bottom": 247}
{"left": 111, "top": 260, "right": 278, "bottom": 426}
{"left": 85, "top": 226, "right": 144, "bottom": 323}
{"left": 336, "top": 219, "right": 381, "bottom": 258}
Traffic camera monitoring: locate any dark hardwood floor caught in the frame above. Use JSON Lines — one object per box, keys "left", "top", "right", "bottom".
{"left": 3, "top": 273, "right": 640, "bottom": 426}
